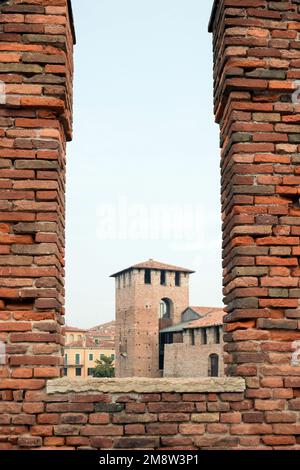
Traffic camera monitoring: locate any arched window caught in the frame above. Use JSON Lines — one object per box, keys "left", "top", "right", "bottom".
{"left": 208, "top": 354, "right": 219, "bottom": 377}
{"left": 159, "top": 298, "right": 172, "bottom": 320}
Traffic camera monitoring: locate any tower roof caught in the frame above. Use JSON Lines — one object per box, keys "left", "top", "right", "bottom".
{"left": 110, "top": 259, "right": 195, "bottom": 277}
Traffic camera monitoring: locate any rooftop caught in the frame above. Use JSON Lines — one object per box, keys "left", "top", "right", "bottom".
{"left": 185, "top": 308, "right": 225, "bottom": 329}
{"left": 188, "top": 306, "right": 222, "bottom": 317}
{"left": 65, "top": 325, "right": 87, "bottom": 333}
{"left": 88, "top": 321, "right": 115, "bottom": 333}
{"left": 110, "top": 259, "right": 195, "bottom": 277}
{"left": 65, "top": 337, "right": 115, "bottom": 349}
{"left": 160, "top": 306, "right": 225, "bottom": 334}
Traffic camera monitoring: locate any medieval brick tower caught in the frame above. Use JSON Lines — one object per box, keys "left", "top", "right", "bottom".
{"left": 111, "top": 260, "right": 194, "bottom": 377}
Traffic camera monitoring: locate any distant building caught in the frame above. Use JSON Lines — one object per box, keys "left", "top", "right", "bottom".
{"left": 162, "top": 307, "right": 224, "bottom": 377}
{"left": 88, "top": 321, "right": 115, "bottom": 345}
{"left": 111, "top": 259, "right": 224, "bottom": 378}
{"left": 65, "top": 326, "right": 87, "bottom": 345}
{"left": 64, "top": 324, "right": 115, "bottom": 378}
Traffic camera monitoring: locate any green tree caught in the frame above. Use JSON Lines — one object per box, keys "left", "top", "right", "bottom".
{"left": 93, "top": 355, "right": 115, "bottom": 378}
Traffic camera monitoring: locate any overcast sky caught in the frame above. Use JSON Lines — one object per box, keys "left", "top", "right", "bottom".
{"left": 66, "top": 0, "right": 221, "bottom": 328}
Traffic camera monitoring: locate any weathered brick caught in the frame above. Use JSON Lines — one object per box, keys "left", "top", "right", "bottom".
{"left": 114, "top": 437, "right": 159, "bottom": 449}
{"left": 18, "top": 436, "right": 42, "bottom": 448}
{"left": 54, "top": 425, "right": 80, "bottom": 436}
{"left": 148, "top": 402, "right": 194, "bottom": 413}
{"left": 159, "top": 413, "right": 189, "bottom": 422}
{"left": 80, "top": 425, "right": 123, "bottom": 436}
{"left": 230, "top": 424, "right": 272, "bottom": 435}
{"left": 89, "top": 413, "right": 110, "bottom": 424}
{"left": 191, "top": 413, "right": 219, "bottom": 423}
{"left": 265, "top": 412, "right": 296, "bottom": 424}
{"left": 146, "top": 423, "right": 178, "bottom": 435}
{"left": 60, "top": 414, "right": 88, "bottom": 425}
{"left": 179, "top": 424, "right": 205, "bottom": 435}
{"left": 112, "top": 413, "right": 157, "bottom": 424}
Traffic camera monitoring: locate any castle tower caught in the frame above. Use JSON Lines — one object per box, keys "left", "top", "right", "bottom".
{"left": 111, "top": 260, "right": 194, "bottom": 377}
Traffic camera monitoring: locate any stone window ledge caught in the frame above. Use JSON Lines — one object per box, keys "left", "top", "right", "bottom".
{"left": 47, "top": 377, "right": 245, "bottom": 394}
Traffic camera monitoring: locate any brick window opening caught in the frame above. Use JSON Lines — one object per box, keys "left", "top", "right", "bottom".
{"left": 208, "top": 354, "right": 219, "bottom": 377}
{"left": 63, "top": 368, "right": 68, "bottom": 376}
{"left": 160, "top": 270, "right": 166, "bottom": 285}
{"left": 89, "top": 353, "right": 93, "bottom": 361}
{"left": 75, "top": 368, "right": 82, "bottom": 377}
{"left": 190, "top": 329, "right": 195, "bottom": 346}
{"left": 201, "top": 328, "right": 207, "bottom": 345}
{"left": 214, "top": 326, "right": 220, "bottom": 344}
{"left": 159, "top": 298, "right": 172, "bottom": 319}
{"left": 144, "top": 268, "right": 151, "bottom": 284}
{"left": 75, "top": 353, "right": 80, "bottom": 365}
{"left": 120, "top": 340, "right": 127, "bottom": 354}
{"left": 175, "top": 272, "right": 180, "bottom": 286}
{"left": 87, "top": 368, "right": 94, "bottom": 376}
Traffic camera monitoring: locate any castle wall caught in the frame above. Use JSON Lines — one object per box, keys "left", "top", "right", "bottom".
{"left": 163, "top": 344, "right": 224, "bottom": 378}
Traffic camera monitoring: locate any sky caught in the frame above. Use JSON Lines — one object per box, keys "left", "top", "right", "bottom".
{"left": 66, "top": 0, "right": 221, "bottom": 328}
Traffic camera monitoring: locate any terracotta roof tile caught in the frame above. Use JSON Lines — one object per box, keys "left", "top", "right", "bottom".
{"left": 110, "top": 259, "right": 195, "bottom": 277}
{"left": 65, "top": 325, "right": 87, "bottom": 333}
{"left": 65, "top": 337, "right": 115, "bottom": 349}
{"left": 189, "top": 306, "right": 221, "bottom": 317}
{"left": 88, "top": 321, "right": 115, "bottom": 333}
{"left": 185, "top": 307, "right": 225, "bottom": 329}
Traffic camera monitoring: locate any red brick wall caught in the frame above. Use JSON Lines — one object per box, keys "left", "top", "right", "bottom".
{"left": 211, "top": 0, "right": 300, "bottom": 388}
{"left": 0, "top": 389, "right": 253, "bottom": 450}
{"left": 0, "top": 0, "right": 73, "bottom": 385}
{"left": 1, "top": 382, "right": 299, "bottom": 450}
{"left": 1, "top": 0, "right": 300, "bottom": 451}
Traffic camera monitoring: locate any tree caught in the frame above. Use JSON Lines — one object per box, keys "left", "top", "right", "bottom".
{"left": 93, "top": 355, "right": 115, "bottom": 378}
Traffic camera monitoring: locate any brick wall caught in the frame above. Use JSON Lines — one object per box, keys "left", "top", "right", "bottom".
{"left": 0, "top": 378, "right": 250, "bottom": 450}
{"left": 211, "top": 0, "right": 300, "bottom": 403}
{"left": 163, "top": 343, "right": 224, "bottom": 378}
{"left": 0, "top": 0, "right": 74, "bottom": 387}
{"left": 1, "top": 0, "right": 300, "bottom": 451}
